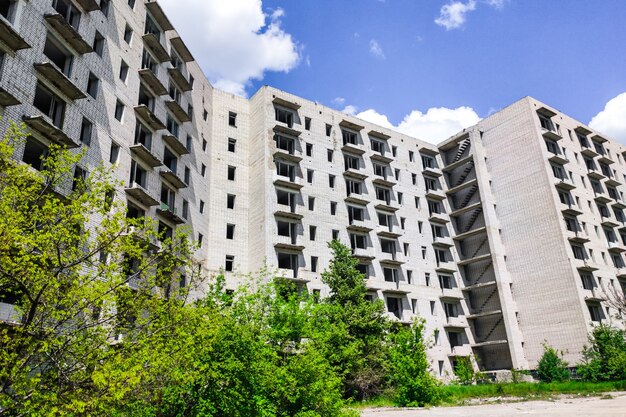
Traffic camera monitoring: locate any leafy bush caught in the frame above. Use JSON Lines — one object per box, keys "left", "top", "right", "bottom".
{"left": 578, "top": 325, "right": 626, "bottom": 382}
{"left": 387, "top": 320, "right": 442, "bottom": 406}
{"left": 537, "top": 344, "right": 569, "bottom": 382}
{"left": 453, "top": 356, "right": 476, "bottom": 385}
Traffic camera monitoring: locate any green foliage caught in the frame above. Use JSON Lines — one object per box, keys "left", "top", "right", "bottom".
{"left": 0, "top": 122, "right": 200, "bottom": 415}
{"left": 386, "top": 320, "right": 442, "bottom": 406}
{"left": 312, "top": 240, "right": 390, "bottom": 400}
{"left": 537, "top": 344, "right": 569, "bottom": 383}
{"left": 578, "top": 324, "right": 626, "bottom": 382}
{"left": 453, "top": 356, "right": 476, "bottom": 385}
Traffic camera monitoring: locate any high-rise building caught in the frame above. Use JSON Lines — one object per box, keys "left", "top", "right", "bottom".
{"left": 0, "top": 0, "right": 623, "bottom": 378}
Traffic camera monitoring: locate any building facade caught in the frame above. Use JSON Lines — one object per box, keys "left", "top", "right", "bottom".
{"left": 0, "top": 0, "right": 623, "bottom": 377}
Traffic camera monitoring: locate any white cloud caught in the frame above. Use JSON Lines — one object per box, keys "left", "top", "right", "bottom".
{"left": 159, "top": 0, "right": 300, "bottom": 96}
{"left": 369, "top": 39, "right": 386, "bottom": 60}
{"left": 332, "top": 97, "right": 346, "bottom": 106}
{"left": 352, "top": 106, "right": 480, "bottom": 144}
{"left": 435, "top": 0, "right": 476, "bottom": 30}
{"left": 589, "top": 92, "right": 626, "bottom": 144}
{"left": 342, "top": 105, "right": 358, "bottom": 116}
{"left": 485, "top": 0, "right": 506, "bottom": 9}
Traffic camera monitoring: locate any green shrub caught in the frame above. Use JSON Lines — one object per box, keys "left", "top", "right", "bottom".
{"left": 453, "top": 356, "right": 476, "bottom": 385}
{"left": 537, "top": 344, "right": 569, "bottom": 382}
{"left": 578, "top": 325, "right": 626, "bottom": 382}
{"left": 387, "top": 320, "right": 442, "bottom": 406}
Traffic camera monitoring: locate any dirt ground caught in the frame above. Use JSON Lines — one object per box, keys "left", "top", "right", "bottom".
{"left": 360, "top": 392, "right": 626, "bottom": 417}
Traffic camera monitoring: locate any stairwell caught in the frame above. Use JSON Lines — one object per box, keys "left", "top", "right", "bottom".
{"left": 479, "top": 316, "right": 503, "bottom": 343}
{"left": 462, "top": 207, "right": 483, "bottom": 233}
{"left": 477, "top": 286, "right": 498, "bottom": 312}
{"left": 469, "top": 235, "right": 489, "bottom": 259}
{"left": 454, "top": 161, "right": 475, "bottom": 188}
{"left": 470, "top": 261, "right": 493, "bottom": 286}
{"left": 457, "top": 184, "right": 478, "bottom": 210}
{"left": 453, "top": 139, "right": 471, "bottom": 163}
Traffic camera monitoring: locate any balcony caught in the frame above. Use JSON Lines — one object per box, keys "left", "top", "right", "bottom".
{"left": 446, "top": 178, "right": 478, "bottom": 195}
{"left": 374, "top": 200, "right": 398, "bottom": 213}
{"left": 433, "top": 236, "right": 455, "bottom": 247}
{"left": 157, "top": 203, "right": 185, "bottom": 224}
{"left": 553, "top": 176, "right": 575, "bottom": 191}
{"left": 159, "top": 168, "right": 187, "bottom": 189}
{"left": 168, "top": 67, "right": 193, "bottom": 92}
{"left": 606, "top": 176, "right": 621, "bottom": 187}
{"left": 379, "top": 252, "right": 405, "bottom": 266}
{"left": 594, "top": 193, "right": 612, "bottom": 204}
{"left": 142, "top": 33, "right": 170, "bottom": 62}
{"left": 428, "top": 211, "right": 449, "bottom": 224}
{"left": 44, "top": 14, "right": 92, "bottom": 54}
{"left": 541, "top": 126, "right": 563, "bottom": 140}
{"left": 435, "top": 261, "right": 457, "bottom": 273}
{"left": 344, "top": 193, "right": 369, "bottom": 206}
{"left": 162, "top": 133, "right": 189, "bottom": 156}
{"left": 616, "top": 268, "right": 626, "bottom": 279}
{"left": 566, "top": 229, "right": 590, "bottom": 244}
{"left": 601, "top": 216, "right": 620, "bottom": 228}
{"left": 352, "top": 247, "right": 375, "bottom": 261}
{"left": 134, "top": 105, "right": 166, "bottom": 131}
{"left": 274, "top": 236, "right": 305, "bottom": 252}
{"left": 0, "top": 87, "right": 19, "bottom": 106}
{"left": 450, "top": 201, "right": 482, "bottom": 218}
{"left": 22, "top": 115, "right": 78, "bottom": 148}
{"left": 125, "top": 182, "right": 159, "bottom": 206}
{"left": 584, "top": 288, "right": 606, "bottom": 302}
{"left": 122, "top": 226, "right": 161, "bottom": 251}
{"left": 170, "top": 37, "right": 194, "bottom": 62}
{"left": 444, "top": 316, "right": 469, "bottom": 329}
{"left": 0, "top": 16, "right": 30, "bottom": 52}
{"left": 130, "top": 144, "right": 162, "bottom": 168}
{"left": 273, "top": 172, "right": 303, "bottom": 190}
{"left": 423, "top": 165, "right": 443, "bottom": 177}
{"left": 165, "top": 100, "right": 191, "bottom": 123}
{"left": 146, "top": 1, "right": 175, "bottom": 31}
{"left": 548, "top": 151, "right": 569, "bottom": 165}
{"left": 347, "top": 219, "right": 373, "bottom": 233}
{"left": 572, "top": 258, "right": 599, "bottom": 272}
{"left": 370, "top": 152, "right": 393, "bottom": 164}
{"left": 425, "top": 188, "right": 447, "bottom": 200}
{"left": 561, "top": 202, "right": 583, "bottom": 216}
{"left": 274, "top": 206, "right": 303, "bottom": 221}
{"left": 273, "top": 146, "right": 302, "bottom": 163}
{"left": 612, "top": 198, "right": 626, "bottom": 210}
{"left": 587, "top": 169, "right": 605, "bottom": 180}
{"left": 341, "top": 142, "right": 365, "bottom": 156}
{"left": 448, "top": 345, "right": 473, "bottom": 357}
{"left": 138, "top": 69, "right": 168, "bottom": 96}
{"left": 441, "top": 288, "right": 465, "bottom": 300}
{"left": 75, "top": 0, "right": 99, "bottom": 12}
{"left": 0, "top": 302, "right": 22, "bottom": 325}
{"left": 343, "top": 168, "right": 368, "bottom": 180}
{"left": 34, "top": 62, "right": 85, "bottom": 101}
{"left": 273, "top": 123, "right": 301, "bottom": 138}
{"left": 607, "top": 241, "right": 625, "bottom": 253}
{"left": 581, "top": 145, "right": 599, "bottom": 158}
{"left": 372, "top": 176, "right": 396, "bottom": 188}
{"left": 376, "top": 224, "right": 402, "bottom": 238}
{"left": 453, "top": 226, "right": 487, "bottom": 242}
{"left": 471, "top": 339, "right": 508, "bottom": 348}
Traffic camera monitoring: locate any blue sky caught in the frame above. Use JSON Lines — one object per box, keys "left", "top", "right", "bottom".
{"left": 160, "top": 0, "right": 626, "bottom": 144}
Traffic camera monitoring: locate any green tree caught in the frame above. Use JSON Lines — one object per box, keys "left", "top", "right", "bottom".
{"left": 387, "top": 319, "right": 441, "bottom": 407}
{"left": 453, "top": 356, "right": 476, "bottom": 385}
{"left": 0, "top": 123, "right": 200, "bottom": 415}
{"left": 577, "top": 324, "right": 626, "bottom": 382}
{"left": 536, "top": 344, "right": 569, "bottom": 383}
{"left": 310, "top": 240, "right": 390, "bottom": 400}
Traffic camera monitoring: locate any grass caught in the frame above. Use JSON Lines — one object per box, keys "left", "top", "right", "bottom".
{"left": 357, "top": 380, "right": 626, "bottom": 409}
{"left": 440, "top": 380, "right": 626, "bottom": 404}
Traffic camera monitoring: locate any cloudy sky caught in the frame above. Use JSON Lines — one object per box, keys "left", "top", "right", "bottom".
{"left": 159, "top": 0, "right": 626, "bottom": 145}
